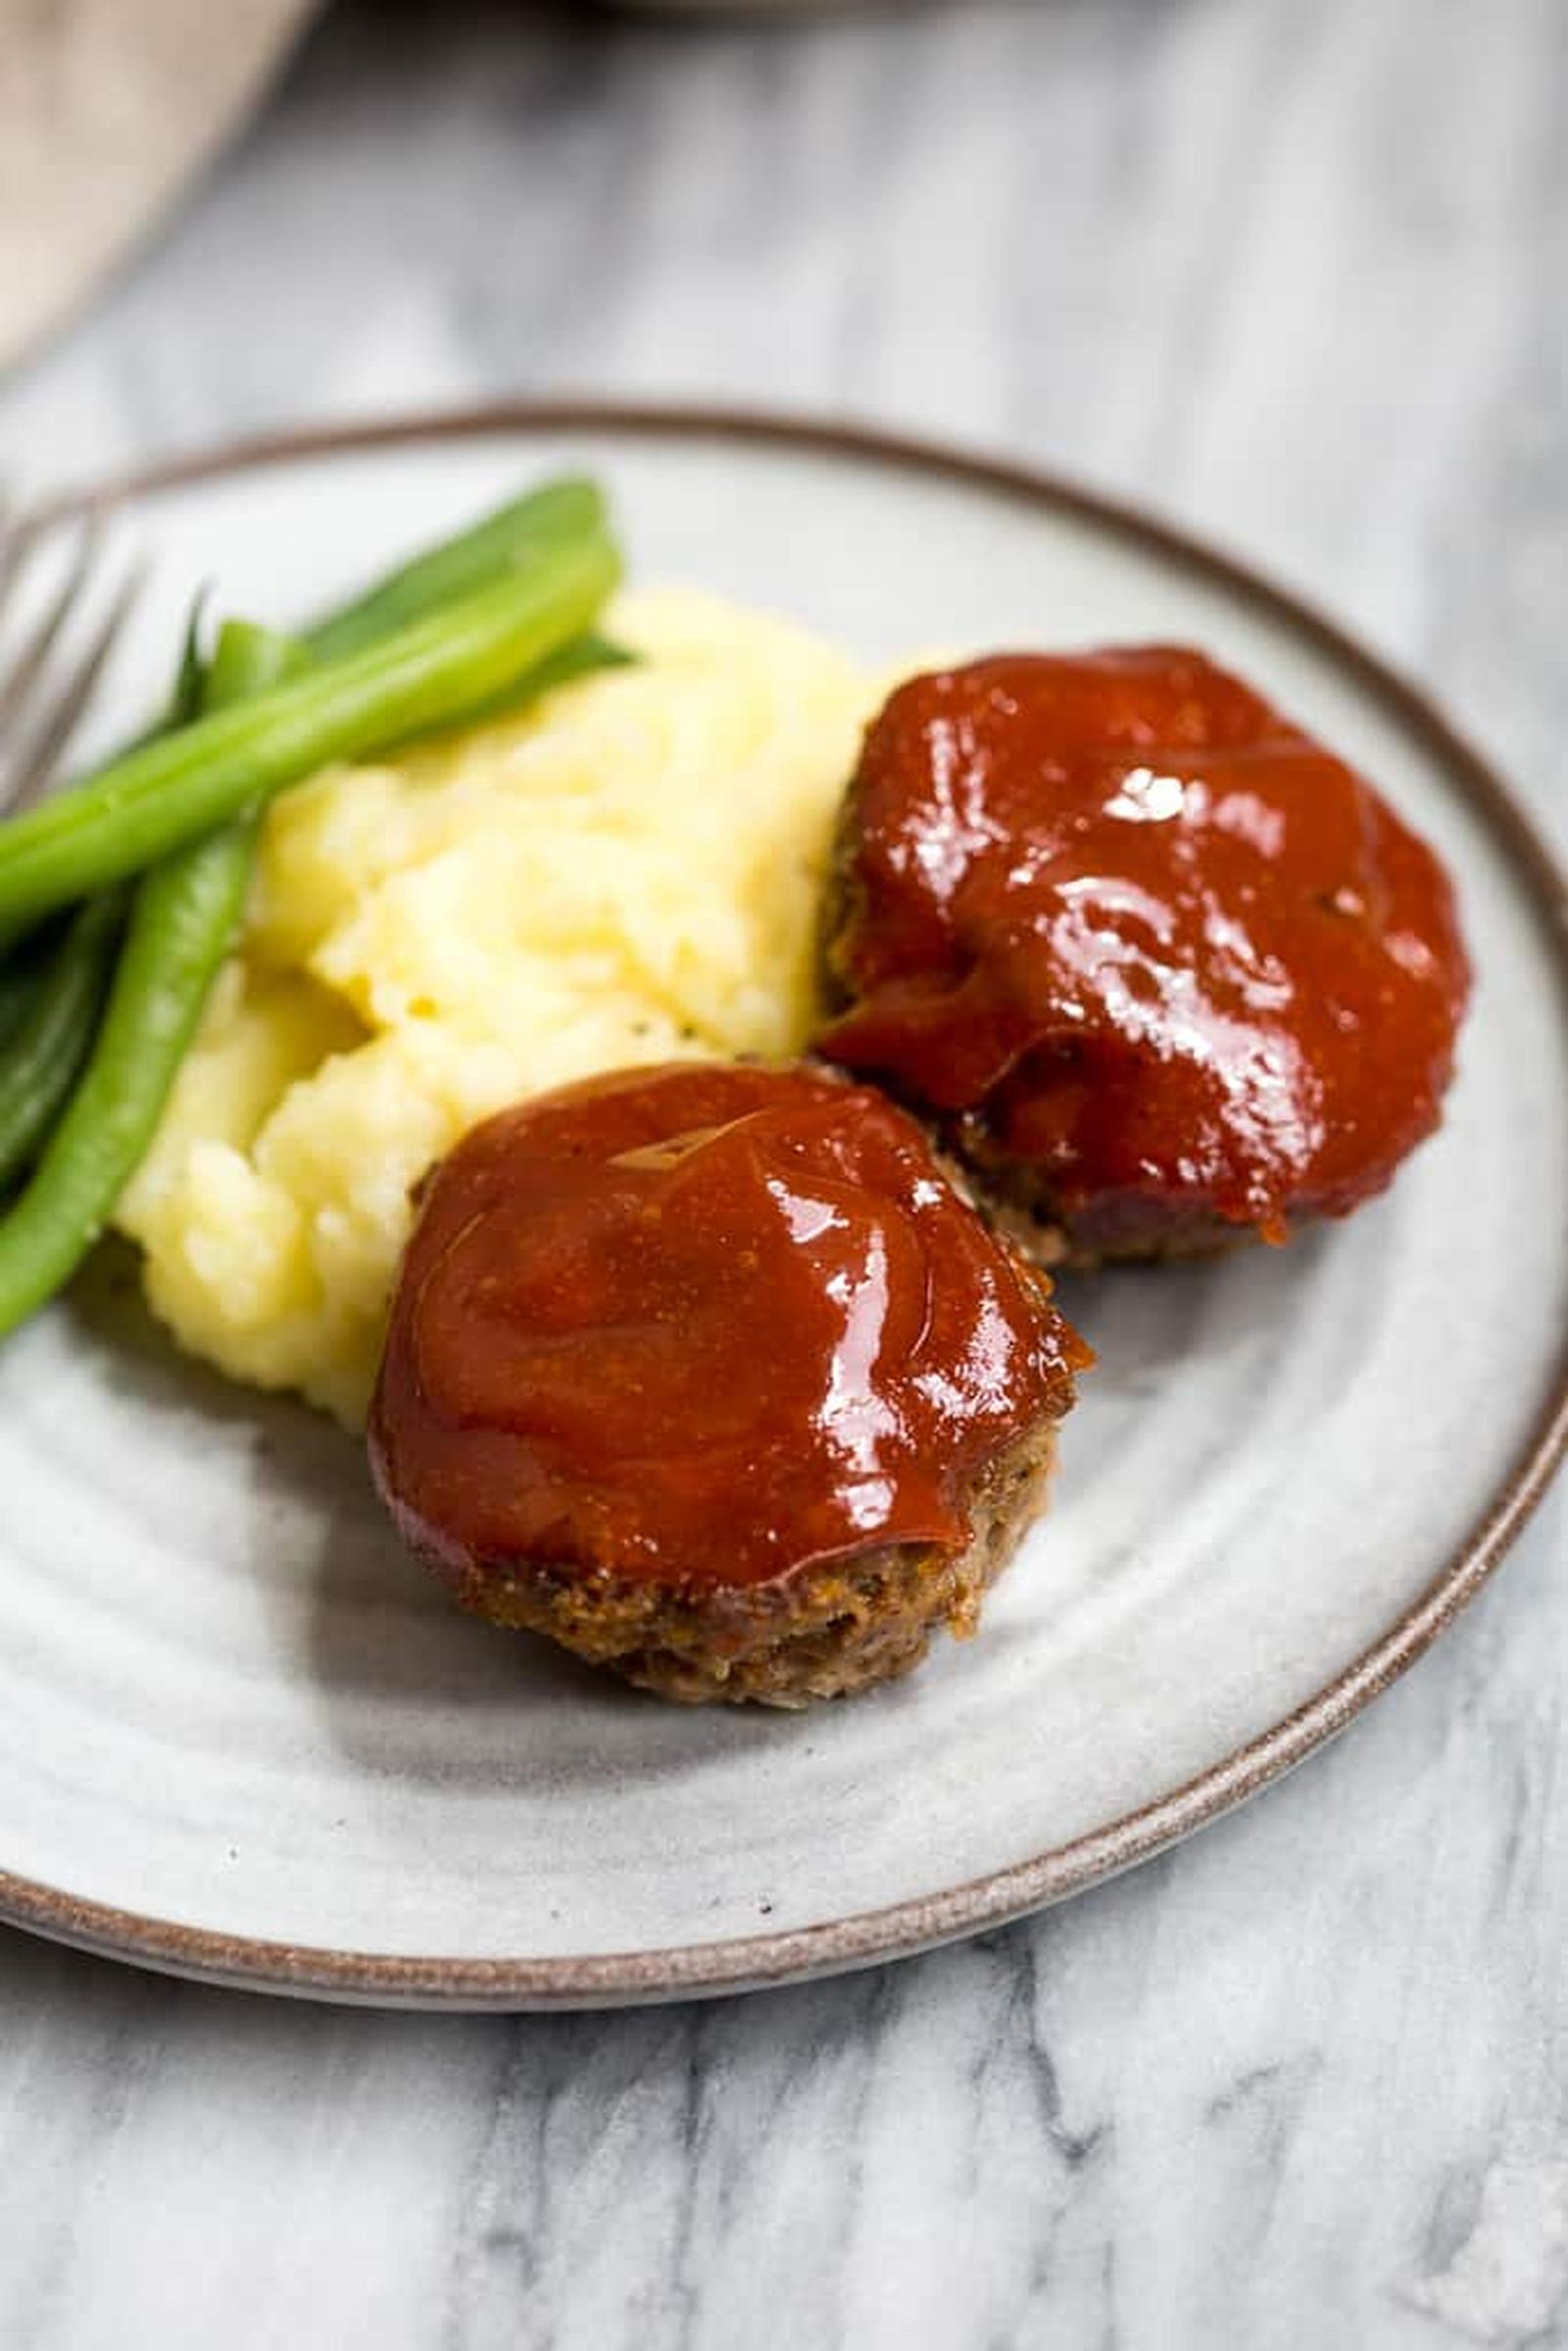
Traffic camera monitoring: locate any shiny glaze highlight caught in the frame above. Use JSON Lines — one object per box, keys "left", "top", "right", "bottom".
{"left": 820, "top": 648, "right": 1471, "bottom": 1244}
{"left": 369, "top": 1062, "right": 1085, "bottom": 1592}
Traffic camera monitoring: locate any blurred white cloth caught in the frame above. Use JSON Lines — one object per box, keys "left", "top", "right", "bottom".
{"left": 0, "top": 0, "right": 318, "bottom": 371}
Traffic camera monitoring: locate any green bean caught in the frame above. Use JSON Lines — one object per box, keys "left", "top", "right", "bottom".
{"left": 170, "top": 596, "right": 212, "bottom": 728}
{"left": 480, "top": 628, "right": 633, "bottom": 703}
{"left": 204, "top": 617, "right": 312, "bottom": 707}
{"left": 398, "top": 629, "right": 634, "bottom": 747}
{"left": 0, "top": 619, "right": 302, "bottom": 1328}
{"left": 0, "top": 836, "right": 253, "bottom": 1335}
{"left": 152, "top": 620, "right": 314, "bottom": 1073}
{"left": 0, "top": 487, "right": 622, "bottom": 1335}
{"left": 0, "top": 609, "right": 271, "bottom": 1174}
{"left": 0, "top": 895, "right": 123, "bottom": 1190}
{"left": 0, "top": 596, "right": 209, "bottom": 1171}
{"left": 143, "top": 619, "right": 314, "bottom": 1136}
{"left": 74, "top": 478, "right": 613, "bottom": 772}
{"left": 304, "top": 477, "right": 607, "bottom": 664}
{"left": 0, "top": 955, "right": 41, "bottom": 1052}
{"left": 0, "top": 534, "right": 617, "bottom": 952}
{"left": 0, "top": 598, "right": 637, "bottom": 1335}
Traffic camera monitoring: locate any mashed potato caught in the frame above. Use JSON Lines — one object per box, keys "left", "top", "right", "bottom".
{"left": 116, "top": 590, "right": 881, "bottom": 1424}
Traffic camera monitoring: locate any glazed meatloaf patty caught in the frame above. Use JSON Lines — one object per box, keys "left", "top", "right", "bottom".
{"left": 368, "top": 1060, "right": 1086, "bottom": 1706}
{"left": 817, "top": 647, "right": 1471, "bottom": 1263}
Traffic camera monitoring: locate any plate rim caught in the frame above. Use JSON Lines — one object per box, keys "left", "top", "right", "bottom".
{"left": 11, "top": 397, "right": 1567, "bottom": 2009}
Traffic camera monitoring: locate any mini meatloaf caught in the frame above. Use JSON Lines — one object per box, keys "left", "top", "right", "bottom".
{"left": 816, "top": 647, "right": 1471, "bottom": 1261}
{"left": 368, "top": 1060, "right": 1087, "bottom": 1706}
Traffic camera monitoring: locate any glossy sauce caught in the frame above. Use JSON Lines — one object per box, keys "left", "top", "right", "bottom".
{"left": 819, "top": 648, "right": 1471, "bottom": 1241}
{"left": 369, "top": 1062, "right": 1086, "bottom": 1592}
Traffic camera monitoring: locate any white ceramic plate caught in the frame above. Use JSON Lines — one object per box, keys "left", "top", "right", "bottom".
{"left": 4, "top": 408, "right": 1565, "bottom": 2008}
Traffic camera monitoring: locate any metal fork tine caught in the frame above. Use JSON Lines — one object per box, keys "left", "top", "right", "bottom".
{"left": 0, "top": 494, "right": 35, "bottom": 633}
{"left": 0, "top": 514, "right": 105, "bottom": 737}
{"left": 0, "top": 558, "right": 148, "bottom": 815}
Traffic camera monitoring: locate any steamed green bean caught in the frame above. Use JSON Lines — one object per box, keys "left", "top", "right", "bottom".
{"left": 0, "top": 534, "right": 617, "bottom": 952}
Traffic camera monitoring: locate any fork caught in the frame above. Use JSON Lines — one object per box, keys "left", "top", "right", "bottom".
{"left": 0, "top": 498, "right": 146, "bottom": 817}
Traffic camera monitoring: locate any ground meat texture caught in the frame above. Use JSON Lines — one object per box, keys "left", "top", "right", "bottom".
{"left": 435, "top": 1424, "right": 1059, "bottom": 1707}
{"left": 816, "top": 648, "right": 1471, "bottom": 1262}
{"left": 368, "top": 1060, "right": 1086, "bottom": 1705}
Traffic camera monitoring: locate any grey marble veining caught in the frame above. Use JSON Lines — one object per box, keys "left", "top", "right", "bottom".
{"left": 1, "top": 1, "right": 1566, "bottom": 2344}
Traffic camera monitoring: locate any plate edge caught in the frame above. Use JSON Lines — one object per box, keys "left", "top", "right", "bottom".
{"left": 8, "top": 396, "right": 1565, "bottom": 2009}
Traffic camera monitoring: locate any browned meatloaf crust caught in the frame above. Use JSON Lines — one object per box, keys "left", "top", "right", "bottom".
{"left": 423, "top": 1424, "right": 1058, "bottom": 1708}
{"left": 947, "top": 1127, "right": 1252, "bottom": 1270}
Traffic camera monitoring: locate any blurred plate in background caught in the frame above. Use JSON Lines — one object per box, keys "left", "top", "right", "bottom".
{"left": 0, "top": 0, "right": 318, "bottom": 368}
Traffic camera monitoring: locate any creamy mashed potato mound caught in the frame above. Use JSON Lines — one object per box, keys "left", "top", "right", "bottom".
{"left": 117, "top": 590, "right": 880, "bottom": 1423}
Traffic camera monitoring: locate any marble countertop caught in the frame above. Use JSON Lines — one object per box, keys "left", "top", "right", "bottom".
{"left": 2, "top": 1, "right": 1566, "bottom": 2342}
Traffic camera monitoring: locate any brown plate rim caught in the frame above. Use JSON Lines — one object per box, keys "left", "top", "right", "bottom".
{"left": 8, "top": 399, "right": 1566, "bottom": 2010}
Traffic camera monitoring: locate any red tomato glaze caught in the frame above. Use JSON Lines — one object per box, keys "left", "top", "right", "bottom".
{"left": 369, "top": 1062, "right": 1086, "bottom": 1592}
{"left": 819, "top": 648, "right": 1471, "bottom": 1245}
